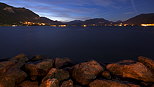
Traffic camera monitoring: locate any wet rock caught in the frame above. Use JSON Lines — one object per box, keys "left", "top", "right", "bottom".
{"left": 18, "top": 81, "right": 39, "bottom": 87}
{"left": 42, "top": 68, "right": 70, "bottom": 82}
{"left": 60, "top": 79, "right": 73, "bottom": 87}
{"left": 72, "top": 60, "right": 104, "bottom": 85}
{"left": 89, "top": 80, "right": 129, "bottom": 87}
{"left": 0, "top": 68, "right": 27, "bottom": 87}
{"left": 138, "top": 56, "right": 154, "bottom": 73}
{"left": 102, "top": 71, "right": 112, "bottom": 79}
{"left": 24, "top": 59, "right": 54, "bottom": 80}
{"left": 40, "top": 78, "right": 59, "bottom": 87}
{"left": 107, "top": 60, "right": 154, "bottom": 82}
{"left": 54, "top": 58, "right": 72, "bottom": 68}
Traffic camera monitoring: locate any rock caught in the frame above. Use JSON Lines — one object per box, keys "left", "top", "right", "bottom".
{"left": 42, "top": 68, "right": 70, "bottom": 82}
{"left": 151, "top": 84, "right": 154, "bottom": 87}
{"left": 40, "top": 78, "right": 59, "bottom": 87}
{"left": 140, "top": 82, "right": 153, "bottom": 87}
{"left": 54, "top": 58, "right": 72, "bottom": 68}
{"left": 0, "top": 55, "right": 28, "bottom": 87}
{"left": 72, "top": 60, "right": 104, "bottom": 85}
{"left": 18, "top": 81, "right": 39, "bottom": 87}
{"left": 24, "top": 59, "right": 54, "bottom": 80}
{"left": 89, "top": 80, "right": 129, "bottom": 87}
{"left": 0, "top": 76, "right": 15, "bottom": 87}
{"left": 30, "top": 55, "right": 46, "bottom": 62}
{"left": 10, "top": 54, "right": 29, "bottom": 63}
{"left": 102, "top": 71, "right": 112, "bottom": 79}
{"left": 7, "top": 68, "right": 27, "bottom": 84}
{"left": 138, "top": 56, "right": 154, "bottom": 73}
{"left": 107, "top": 60, "right": 154, "bottom": 82}
{"left": 9, "top": 54, "right": 29, "bottom": 68}
{"left": 61, "top": 80, "right": 73, "bottom": 87}
{"left": 127, "top": 84, "right": 140, "bottom": 87}
{"left": 0, "top": 61, "right": 16, "bottom": 75}
{"left": 0, "top": 68, "right": 27, "bottom": 87}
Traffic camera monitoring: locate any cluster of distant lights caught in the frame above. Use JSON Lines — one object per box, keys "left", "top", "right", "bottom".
{"left": 23, "top": 22, "right": 46, "bottom": 26}
{"left": 11, "top": 21, "right": 154, "bottom": 27}
{"left": 141, "top": 24, "right": 154, "bottom": 27}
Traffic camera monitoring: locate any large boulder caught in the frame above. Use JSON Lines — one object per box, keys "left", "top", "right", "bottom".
{"left": 89, "top": 80, "right": 140, "bottom": 87}
{"left": 9, "top": 54, "right": 29, "bottom": 68}
{"left": 72, "top": 60, "right": 104, "bottom": 85}
{"left": 24, "top": 59, "right": 54, "bottom": 80}
{"left": 107, "top": 60, "right": 154, "bottom": 82}
{"left": 42, "top": 68, "right": 70, "bottom": 82}
{"left": 54, "top": 58, "right": 72, "bottom": 68}
{"left": 18, "top": 81, "right": 39, "bottom": 87}
{"left": 60, "top": 79, "right": 73, "bottom": 87}
{"left": 138, "top": 56, "right": 154, "bottom": 73}
{"left": 0, "top": 68, "right": 27, "bottom": 87}
{"left": 10, "top": 54, "right": 29, "bottom": 63}
{"left": 0, "top": 61, "right": 16, "bottom": 75}
{"left": 40, "top": 78, "right": 59, "bottom": 87}
{"left": 0, "top": 54, "right": 28, "bottom": 87}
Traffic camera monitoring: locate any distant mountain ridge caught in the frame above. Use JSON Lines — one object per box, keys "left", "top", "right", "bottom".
{"left": 125, "top": 13, "right": 154, "bottom": 25}
{"left": 0, "top": 2, "right": 38, "bottom": 24}
{"left": 66, "top": 18, "right": 112, "bottom": 26}
{"left": 0, "top": 2, "right": 61, "bottom": 25}
{"left": 67, "top": 20, "right": 84, "bottom": 25}
{"left": 0, "top": 2, "right": 154, "bottom": 25}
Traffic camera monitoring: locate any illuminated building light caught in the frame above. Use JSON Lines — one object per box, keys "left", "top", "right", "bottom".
{"left": 141, "top": 24, "right": 154, "bottom": 27}
{"left": 41, "top": 23, "right": 46, "bottom": 25}
{"left": 50, "top": 25, "right": 57, "bottom": 27}
{"left": 118, "top": 23, "right": 123, "bottom": 26}
{"left": 92, "top": 24, "right": 96, "bottom": 26}
{"left": 82, "top": 25, "right": 87, "bottom": 27}
{"left": 23, "top": 22, "right": 47, "bottom": 26}
{"left": 118, "top": 24, "right": 122, "bottom": 26}
{"left": 124, "top": 24, "right": 128, "bottom": 26}
{"left": 12, "top": 25, "right": 17, "bottom": 27}
{"left": 59, "top": 25, "right": 67, "bottom": 27}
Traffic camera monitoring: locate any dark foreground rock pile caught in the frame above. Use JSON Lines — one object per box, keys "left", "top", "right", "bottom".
{"left": 0, "top": 54, "right": 154, "bottom": 87}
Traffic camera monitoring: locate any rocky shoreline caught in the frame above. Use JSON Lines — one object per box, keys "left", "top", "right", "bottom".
{"left": 0, "top": 54, "right": 154, "bottom": 87}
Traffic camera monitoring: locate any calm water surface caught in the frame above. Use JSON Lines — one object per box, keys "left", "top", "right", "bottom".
{"left": 0, "top": 26, "right": 154, "bottom": 63}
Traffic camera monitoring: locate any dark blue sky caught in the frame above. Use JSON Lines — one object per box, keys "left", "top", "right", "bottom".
{"left": 1, "top": 0, "right": 154, "bottom": 22}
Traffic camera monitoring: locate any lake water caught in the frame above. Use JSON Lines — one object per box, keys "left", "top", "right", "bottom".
{"left": 0, "top": 26, "right": 154, "bottom": 63}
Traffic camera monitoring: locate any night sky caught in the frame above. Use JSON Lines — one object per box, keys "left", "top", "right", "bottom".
{"left": 0, "top": 0, "right": 154, "bottom": 22}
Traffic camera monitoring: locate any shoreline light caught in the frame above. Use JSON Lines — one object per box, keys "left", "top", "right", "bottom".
{"left": 141, "top": 24, "right": 154, "bottom": 27}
